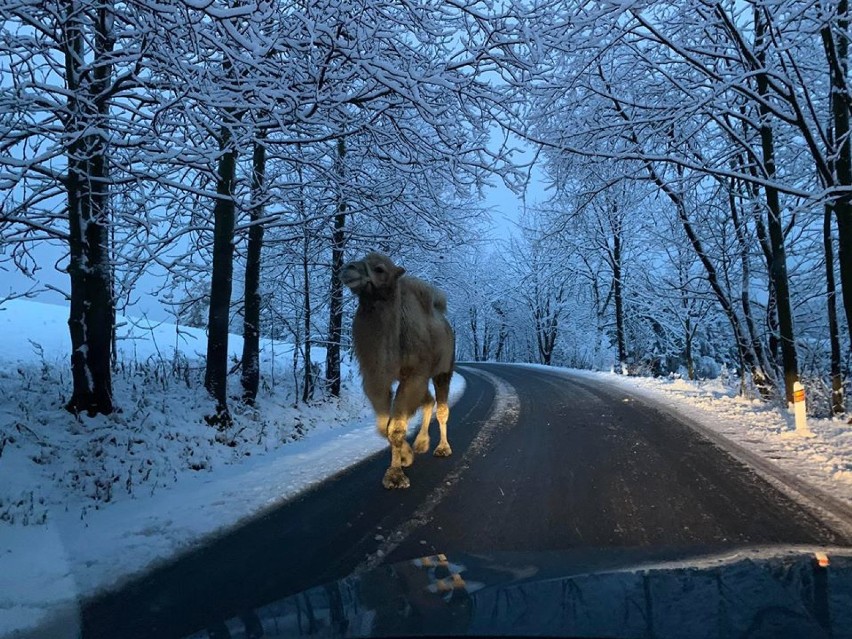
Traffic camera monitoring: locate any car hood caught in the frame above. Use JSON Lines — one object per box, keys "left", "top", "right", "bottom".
{"left": 187, "top": 545, "right": 852, "bottom": 638}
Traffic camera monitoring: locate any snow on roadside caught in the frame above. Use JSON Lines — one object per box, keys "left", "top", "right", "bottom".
{"left": 0, "top": 299, "right": 359, "bottom": 526}
{"left": 0, "top": 300, "right": 466, "bottom": 638}
{"left": 523, "top": 364, "right": 852, "bottom": 512}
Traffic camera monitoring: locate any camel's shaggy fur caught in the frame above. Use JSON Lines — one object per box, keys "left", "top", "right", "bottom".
{"left": 341, "top": 252, "right": 455, "bottom": 489}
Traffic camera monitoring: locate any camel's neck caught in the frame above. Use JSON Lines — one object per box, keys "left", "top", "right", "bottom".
{"left": 355, "top": 293, "right": 400, "bottom": 338}
{"left": 353, "top": 291, "right": 401, "bottom": 371}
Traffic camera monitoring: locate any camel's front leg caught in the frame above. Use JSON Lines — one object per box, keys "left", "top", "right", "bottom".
{"left": 384, "top": 416, "right": 415, "bottom": 489}
{"left": 363, "top": 379, "right": 392, "bottom": 437}
{"left": 383, "top": 434, "right": 410, "bottom": 489}
{"left": 383, "top": 376, "right": 428, "bottom": 489}
{"left": 413, "top": 390, "right": 435, "bottom": 454}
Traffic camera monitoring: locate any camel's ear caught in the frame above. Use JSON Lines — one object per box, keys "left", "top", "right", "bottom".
{"left": 396, "top": 266, "right": 406, "bottom": 277}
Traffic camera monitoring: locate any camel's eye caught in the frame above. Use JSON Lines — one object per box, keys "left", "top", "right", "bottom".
{"left": 373, "top": 265, "right": 386, "bottom": 274}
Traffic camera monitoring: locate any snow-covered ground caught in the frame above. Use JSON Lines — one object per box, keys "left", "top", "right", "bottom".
{"left": 523, "top": 364, "right": 852, "bottom": 515}
{"left": 0, "top": 300, "right": 465, "bottom": 638}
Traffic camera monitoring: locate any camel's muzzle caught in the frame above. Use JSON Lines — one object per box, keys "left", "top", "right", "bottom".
{"left": 340, "top": 262, "right": 367, "bottom": 291}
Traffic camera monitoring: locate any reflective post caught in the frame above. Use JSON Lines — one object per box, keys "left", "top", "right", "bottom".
{"left": 792, "top": 381, "right": 814, "bottom": 437}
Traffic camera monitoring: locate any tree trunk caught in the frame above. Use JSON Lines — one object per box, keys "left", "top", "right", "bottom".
{"left": 823, "top": 0, "right": 852, "bottom": 358}
{"left": 535, "top": 287, "right": 562, "bottom": 367}
{"left": 204, "top": 124, "right": 238, "bottom": 427}
{"left": 325, "top": 138, "right": 346, "bottom": 397}
{"left": 824, "top": 29, "right": 847, "bottom": 416}
{"left": 825, "top": 205, "right": 845, "bottom": 415}
{"left": 302, "top": 225, "right": 314, "bottom": 404}
{"left": 64, "top": 1, "right": 115, "bottom": 416}
{"left": 534, "top": 294, "right": 552, "bottom": 365}
{"left": 685, "top": 316, "right": 695, "bottom": 380}
{"left": 741, "top": 134, "right": 780, "bottom": 376}
{"left": 677, "top": 260, "right": 695, "bottom": 380}
{"left": 241, "top": 134, "right": 266, "bottom": 405}
{"left": 493, "top": 303, "right": 508, "bottom": 362}
{"left": 591, "top": 275, "right": 605, "bottom": 367}
{"left": 469, "top": 307, "right": 481, "bottom": 361}
{"left": 755, "top": 7, "right": 799, "bottom": 404}
{"left": 836, "top": 211, "right": 852, "bottom": 348}
{"left": 747, "top": 180, "right": 781, "bottom": 370}
{"left": 110, "top": 220, "right": 117, "bottom": 372}
{"left": 728, "top": 177, "right": 773, "bottom": 380}
{"left": 759, "top": 155, "right": 798, "bottom": 403}
{"left": 612, "top": 216, "right": 627, "bottom": 372}
{"left": 494, "top": 332, "right": 506, "bottom": 361}
{"left": 763, "top": 280, "right": 779, "bottom": 369}
{"left": 292, "top": 153, "right": 314, "bottom": 404}
{"left": 482, "top": 321, "right": 491, "bottom": 361}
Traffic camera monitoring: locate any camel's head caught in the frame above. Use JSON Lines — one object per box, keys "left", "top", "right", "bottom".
{"left": 341, "top": 252, "right": 405, "bottom": 298}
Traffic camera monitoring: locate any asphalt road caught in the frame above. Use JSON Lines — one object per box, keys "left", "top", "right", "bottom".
{"left": 81, "top": 363, "right": 849, "bottom": 639}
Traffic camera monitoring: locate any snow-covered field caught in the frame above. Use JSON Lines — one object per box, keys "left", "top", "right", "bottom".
{"left": 0, "top": 300, "right": 465, "bottom": 638}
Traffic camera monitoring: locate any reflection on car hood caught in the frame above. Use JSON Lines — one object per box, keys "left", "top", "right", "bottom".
{"left": 187, "top": 545, "right": 852, "bottom": 638}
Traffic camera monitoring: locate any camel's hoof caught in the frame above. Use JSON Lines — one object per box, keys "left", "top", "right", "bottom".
{"left": 383, "top": 467, "right": 410, "bottom": 489}
{"left": 414, "top": 435, "right": 430, "bottom": 454}
{"left": 400, "top": 441, "right": 414, "bottom": 467}
{"left": 433, "top": 443, "right": 452, "bottom": 457}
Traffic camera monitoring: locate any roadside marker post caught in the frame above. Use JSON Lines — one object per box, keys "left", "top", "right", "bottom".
{"left": 791, "top": 381, "right": 815, "bottom": 438}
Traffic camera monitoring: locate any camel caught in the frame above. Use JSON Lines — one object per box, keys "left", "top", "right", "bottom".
{"left": 340, "top": 252, "right": 455, "bottom": 489}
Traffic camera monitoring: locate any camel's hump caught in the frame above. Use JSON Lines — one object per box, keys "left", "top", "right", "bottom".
{"left": 401, "top": 276, "right": 448, "bottom": 314}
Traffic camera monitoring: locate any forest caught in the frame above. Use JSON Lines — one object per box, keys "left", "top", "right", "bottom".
{"left": 2, "top": 0, "right": 852, "bottom": 420}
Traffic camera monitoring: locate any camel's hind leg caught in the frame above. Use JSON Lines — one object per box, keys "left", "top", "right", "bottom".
{"left": 432, "top": 372, "right": 452, "bottom": 457}
{"left": 413, "top": 389, "right": 435, "bottom": 454}
{"left": 383, "top": 375, "right": 428, "bottom": 489}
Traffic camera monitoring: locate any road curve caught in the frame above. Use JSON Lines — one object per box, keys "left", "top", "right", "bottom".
{"left": 81, "top": 363, "right": 847, "bottom": 639}
{"left": 385, "top": 364, "right": 844, "bottom": 563}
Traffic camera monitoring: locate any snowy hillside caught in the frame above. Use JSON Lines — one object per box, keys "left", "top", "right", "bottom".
{"left": 0, "top": 299, "right": 360, "bottom": 525}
